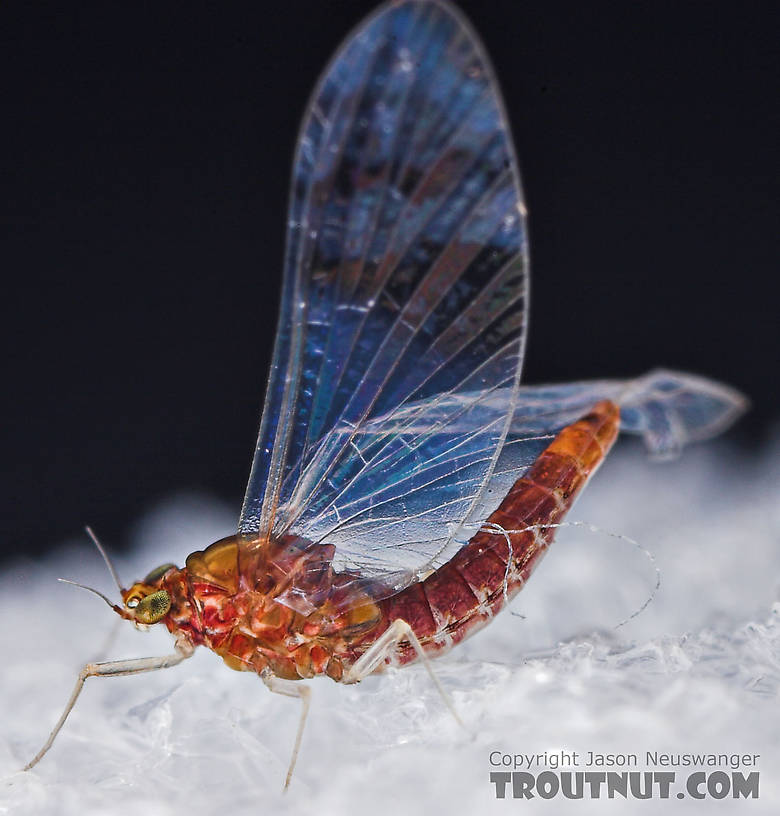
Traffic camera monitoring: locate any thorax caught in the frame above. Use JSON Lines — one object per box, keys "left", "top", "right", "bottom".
{"left": 162, "top": 534, "right": 382, "bottom": 681}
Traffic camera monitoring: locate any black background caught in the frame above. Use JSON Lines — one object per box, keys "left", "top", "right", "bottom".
{"left": 1, "top": 1, "right": 777, "bottom": 563}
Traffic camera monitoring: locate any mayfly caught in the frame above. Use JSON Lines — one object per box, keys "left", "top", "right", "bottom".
{"left": 25, "top": 0, "right": 746, "bottom": 787}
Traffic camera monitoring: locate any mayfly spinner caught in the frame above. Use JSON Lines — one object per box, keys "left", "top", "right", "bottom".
{"left": 24, "top": 0, "right": 746, "bottom": 787}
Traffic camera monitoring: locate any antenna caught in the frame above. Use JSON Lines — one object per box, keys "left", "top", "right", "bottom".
{"left": 57, "top": 578, "right": 120, "bottom": 611}
{"left": 85, "top": 525, "right": 124, "bottom": 593}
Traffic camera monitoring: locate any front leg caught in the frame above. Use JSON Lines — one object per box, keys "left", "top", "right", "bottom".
{"left": 24, "top": 636, "right": 194, "bottom": 770}
{"left": 343, "top": 618, "right": 463, "bottom": 727}
{"left": 261, "top": 670, "right": 311, "bottom": 790}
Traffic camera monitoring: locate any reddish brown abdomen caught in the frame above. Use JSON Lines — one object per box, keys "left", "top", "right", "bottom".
{"left": 350, "top": 400, "right": 620, "bottom": 668}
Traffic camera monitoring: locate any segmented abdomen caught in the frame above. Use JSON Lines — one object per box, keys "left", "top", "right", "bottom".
{"left": 356, "top": 400, "right": 620, "bottom": 667}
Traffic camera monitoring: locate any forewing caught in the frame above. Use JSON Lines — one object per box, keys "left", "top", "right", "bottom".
{"left": 240, "top": 0, "right": 529, "bottom": 597}
{"left": 308, "top": 369, "right": 747, "bottom": 589}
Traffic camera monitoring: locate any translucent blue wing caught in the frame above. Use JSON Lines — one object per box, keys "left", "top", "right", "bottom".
{"left": 240, "top": 0, "right": 529, "bottom": 581}
{"left": 510, "top": 369, "right": 748, "bottom": 459}
{"left": 238, "top": 0, "right": 746, "bottom": 606}
{"left": 300, "top": 369, "right": 747, "bottom": 585}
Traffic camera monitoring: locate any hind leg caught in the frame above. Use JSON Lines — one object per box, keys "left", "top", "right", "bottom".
{"left": 343, "top": 618, "right": 463, "bottom": 727}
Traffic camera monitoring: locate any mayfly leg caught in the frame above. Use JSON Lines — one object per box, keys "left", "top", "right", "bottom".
{"left": 260, "top": 671, "right": 311, "bottom": 791}
{"left": 343, "top": 618, "right": 464, "bottom": 728}
{"left": 23, "top": 637, "right": 194, "bottom": 771}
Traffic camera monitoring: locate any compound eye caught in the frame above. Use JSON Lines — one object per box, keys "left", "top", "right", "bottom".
{"left": 143, "top": 563, "right": 176, "bottom": 584}
{"left": 134, "top": 590, "right": 172, "bottom": 624}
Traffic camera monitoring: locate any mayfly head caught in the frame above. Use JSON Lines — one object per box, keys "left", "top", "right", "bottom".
{"left": 55, "top": 572, "right": 175, "bottom": 627}
{"left": 66, "top": 528, "right": 178, "bottom": 627}
{"left": 121, "top": 563, "right": 177, "bottom": 625}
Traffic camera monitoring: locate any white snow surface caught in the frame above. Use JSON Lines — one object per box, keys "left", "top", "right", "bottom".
{"left": 1, "top": 435, "right": 779, "bottom": 815}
